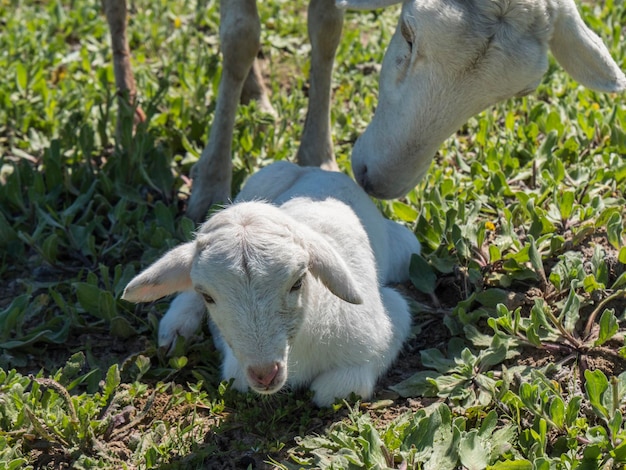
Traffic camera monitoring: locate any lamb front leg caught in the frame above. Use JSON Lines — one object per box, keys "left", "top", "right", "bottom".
{"left": 158, "top": 291, "right": 206, "bottom": 354}
{"left": 103, "top": 0, "right": 146, "bottom": 135}
{"left": 296, "top": 0, "right": 344, "bottom": 170}
{"left": 310, "top": 364, "right": 377, "bottom": 407}
{"left": 186, "top": 0, "right": 261, "bottom": 222}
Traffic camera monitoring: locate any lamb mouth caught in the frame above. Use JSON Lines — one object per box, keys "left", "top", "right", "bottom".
{"left": 251, "top": 383, "right": 284, "bottom": 394}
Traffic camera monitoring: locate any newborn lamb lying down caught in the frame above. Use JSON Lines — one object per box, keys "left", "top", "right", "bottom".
{"left": 122, "top": 161, "right": 421, "bottom": 406}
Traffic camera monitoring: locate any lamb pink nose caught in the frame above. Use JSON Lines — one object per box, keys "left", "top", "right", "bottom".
{"left": 247, "top": 363, "right": 279, "bottom": 388}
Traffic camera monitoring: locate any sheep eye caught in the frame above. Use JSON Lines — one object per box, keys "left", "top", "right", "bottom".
{"left": 199, "top": 292, "right": 214, "bottom": 304}
{"left": 290, "top": 276, "right": 304, "bottom": 292}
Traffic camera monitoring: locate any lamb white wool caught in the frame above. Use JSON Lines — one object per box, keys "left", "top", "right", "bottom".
{"left": 123, "top": 162, "right": 420, "bottom": 406}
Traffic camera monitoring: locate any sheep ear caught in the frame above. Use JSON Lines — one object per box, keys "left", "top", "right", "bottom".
{"left": 549, "top": 1, "right": 626, "bottom": 92}
{"left": 122, "top": 242, "right": 196, "bottom": 303}
{"left": 336, "top": 0, "right": 402, "bottom": 10}
{"left": 305, "top": 232, "right": 363, "bottom": 305}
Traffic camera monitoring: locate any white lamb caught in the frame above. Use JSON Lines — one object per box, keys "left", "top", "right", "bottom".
{"left": 122, "top": 161, "right": 420, "bottom": 406}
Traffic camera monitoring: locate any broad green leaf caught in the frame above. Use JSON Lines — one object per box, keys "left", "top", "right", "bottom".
{"left": 74, "top": 282, "right": 117, "bottom": 321}
{"left": 527, "top": 236, "right": 546, "bottom": 285}
{"left": 608, "top": 410, "right": 622, "bottom": 441}
{"left": 0, "top": 294, "right": 30, "bottom": 342}
{"left": 519, "top": 383, "right": 539, "bottom": 412}
{"left": 549, "top": 396, "right": 565, "bottom": 429}
{"left": 134, "top": 355, "right": 151, "bottom": 380}
{"left": 409, "top": 254, "right": 437, "bottom": 295}
{"left": 458, "top": 430, "right": 488, "bottom": 470}
{"left": 464, "top": 324, "right": 493, "bottom": 348}
{"left": 41, "top": 233, "right": 60, "bottom": 262}
{"left": 487, "top": 460, "right": 531, "bottom": 470}
{"left": 475, "top": 289, "right": 510, "bottom": 308}
{"left": 103, "top": 364, "right": 120, "bottom": 401}
{"left": 109, "top": 315, "right": 138, "bottom": 339}
{"left": 359, "top": 422, "right": 387, "bottom": 468}
{"left": 7, "top": 459, "right": 29, "bottom": 470}
{"left": 0, "top": 211, "right": 19, "bottom": 246}
{"left": 533, "top": 457, "right": 551, "bottom": 470}
{"left": 591, "top": 245, "right": 609, "bottom": 286}
{"left": 478, "top": 410, "right": 498, "bottom": 438}
{"left": 420, "top": 348, "right": 455, "bottom": 373}
{"left": 0, "top": 318, "right": 70, "bottom": 349}
{"left": 585, "top": 369, "right": 610, "bottom": 420}
{"left": 488, "top": 244, "right": 502, "bottom": 263}
{"left": 169, "top": 356, "right": 188, "bottom": 370}
{"left": 612, "top": 271, "right": 626, "bottom": 289}
{"left": 612, "top": 438, "right": 626, "bottom": 462}
{"left": 392, "top": 201, "right": 418, "bottom": 222}
{"left": 565, "top": 396, "right": 582, "bottom": 427}
{"left": 391, "top": 371, "right": 440, "bottom": 398}
{"left": 583, "top": 274, "right": 604, "bottom": 293}
{"left": 607, "top": 212, "right": 624, "bottom": 250}
{"left": 561, "top": 287, "right": 580, "bottom": 334}
{"left": 15, "top": 62, "right": 27, "bottom": 92}
{"left": 478, "top": 340, "right": 508, "bottom": 369}
{"left": 594, "top": 309, "right": 619, "bottom": 346}
{"left": 558, "top": 190, "right": 575, "bottom": 221}
{"left": 154, "top": 201, "right": 175, "bottom": 234}
{"left": 525, "top": 325, "right": 542, "bottom": 347}
{"left": 425, "top": 405, "right": 459, "bottom": 470}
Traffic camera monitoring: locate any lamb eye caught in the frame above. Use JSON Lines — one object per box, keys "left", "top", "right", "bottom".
{"left": 290, "top": 276, "right": 304, "bottom": 292}
{"left": 199, "top": 292, "right": 214, "bottom": 304}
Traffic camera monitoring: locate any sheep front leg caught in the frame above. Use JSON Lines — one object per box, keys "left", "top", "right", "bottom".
{"left": 103, "top": 0, "right": 146, "bottom": 133}
{"left": 296, "top": 0, "right": 344, "bottom": 170}
{"left": 186, "top": 0, "right": 261, "bottom": 222}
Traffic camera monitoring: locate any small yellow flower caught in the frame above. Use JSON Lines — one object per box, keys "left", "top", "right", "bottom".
{"left": 485, "top": 221, "right": 496, "bottom": 231}
{"left": 173, "top": 16, "right": 182, "bottom": 28}
{"left": 51, "top": 65, "right": 67, "bottom": 84}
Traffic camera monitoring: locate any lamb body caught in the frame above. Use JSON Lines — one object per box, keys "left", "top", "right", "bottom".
{"left": 123, "top": 162, "right": 420, "bottom": 406}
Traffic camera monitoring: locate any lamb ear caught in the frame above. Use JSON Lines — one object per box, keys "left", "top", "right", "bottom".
{"left": 335, "top": 0, "right": 402, "bottom": 10}
{"left": 304, "top": 230, "right": 363, "bottom": 305}
{"left": 549, "top": 0, "right": 626, "bottom": 92}
{"left": 122, "top": 242, "right": 196, "bottom": 303}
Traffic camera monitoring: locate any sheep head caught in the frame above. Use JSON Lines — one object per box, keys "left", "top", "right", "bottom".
{"left": 339, "top": 0, "right": 625, "bottom": 199}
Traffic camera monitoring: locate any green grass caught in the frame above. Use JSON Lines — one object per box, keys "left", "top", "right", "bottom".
{"left": 1, "top": 0, "right": 626, "bottom": 468}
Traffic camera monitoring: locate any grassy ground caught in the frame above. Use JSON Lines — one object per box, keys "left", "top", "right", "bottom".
{"left": 1, "top": 0, "right": 626, "bottom": 468}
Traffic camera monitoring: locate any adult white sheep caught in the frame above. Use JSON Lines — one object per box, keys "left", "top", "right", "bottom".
{"left": 122, "top": 161, "right": 420, "bottom": 406}
{"left": 339, "top": 0, "right": 626, "bottom": 199}
{"left": 102, "top": 0, "right": 346, "bottom": 222}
